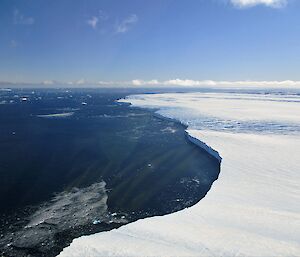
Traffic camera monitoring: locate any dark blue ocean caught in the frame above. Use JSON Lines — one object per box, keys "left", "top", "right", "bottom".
{"left": 0, "top": 88, "right": 220, "bottom": 257}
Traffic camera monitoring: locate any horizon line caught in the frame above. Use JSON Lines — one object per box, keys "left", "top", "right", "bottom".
{"left": 1, "top": 79, "right": 300, "bottom": 89}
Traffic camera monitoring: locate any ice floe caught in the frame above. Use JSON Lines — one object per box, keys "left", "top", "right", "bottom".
{"left": 37, "top": 112, "right": 74, "bottom": 118}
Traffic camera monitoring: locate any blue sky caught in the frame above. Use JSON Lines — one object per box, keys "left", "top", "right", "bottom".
{"left": 1, "top": 0, "right": 300, "bottom": 85}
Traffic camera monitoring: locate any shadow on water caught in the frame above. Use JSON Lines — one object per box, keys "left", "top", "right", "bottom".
{"left": 0, "top": 88, "right": 220, "bottom": 257}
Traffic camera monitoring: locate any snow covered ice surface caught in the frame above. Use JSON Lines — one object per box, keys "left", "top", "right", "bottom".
{"left": 58, "top": 90, "right": 300, "bottom": 257}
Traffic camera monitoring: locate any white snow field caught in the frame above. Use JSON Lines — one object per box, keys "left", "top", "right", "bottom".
{"left": 58, "top": 91, "right": 300, "bottom": 257}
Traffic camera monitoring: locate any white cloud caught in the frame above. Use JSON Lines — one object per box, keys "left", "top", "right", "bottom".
{"left": 42, "top": 80, "right": 55, "bottom": 85}
{"left": 132, "top": 79, "right": 159, "bottom": 86}
{"left": 76, "top": 78, "right": 86, "bottom": 85}
{"left": 87, "top": 11, "right": 108, "bottom": 30}
{"left": 3, "top": 79, "right": 300, "bottom": 89}
{"left": 128, "top": 79, "right": 300, "bottom": 88}
{"left": 115, "top": 14, "right": 138, "bottom": 33}
{"left": 87, "top": 16, "right": 99, "bottom": 29}
{"left": 13, "top": 9, "right": 34, "bottom": 25}
{"left": 87, "top": 10, "right": 109, "bottom": 29}
{"left": 230, "top": 0, "right": 287, "bottom": 8}
{"left": 97, "top": 81, "right": 117, "bottom": 86}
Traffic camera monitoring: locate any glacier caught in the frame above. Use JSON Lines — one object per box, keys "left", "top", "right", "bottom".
{"left": 57, "top": 90, "right": 300, "bottom": 257}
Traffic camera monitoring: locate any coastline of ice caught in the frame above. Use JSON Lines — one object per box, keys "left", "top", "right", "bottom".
{"left": 58, "top": 91, "right": 300, "bottom": 257}
{"left": 185, "top": 132, "right": 222, "bottom": 162}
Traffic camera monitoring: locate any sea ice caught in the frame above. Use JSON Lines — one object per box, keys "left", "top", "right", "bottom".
{"left": 36, "top": 112, "right": 74, "bottom": 118}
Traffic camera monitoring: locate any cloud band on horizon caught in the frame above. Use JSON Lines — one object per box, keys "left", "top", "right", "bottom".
{"left": 230, "top": 0, "right": 287, "bottom": 8}
{"left": 2, "top": 79, "right": 300, "bottom": 89}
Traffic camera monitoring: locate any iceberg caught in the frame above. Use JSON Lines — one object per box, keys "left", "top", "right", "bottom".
{"left": 58, "top": 90, "right": 300, "bottom": 257}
